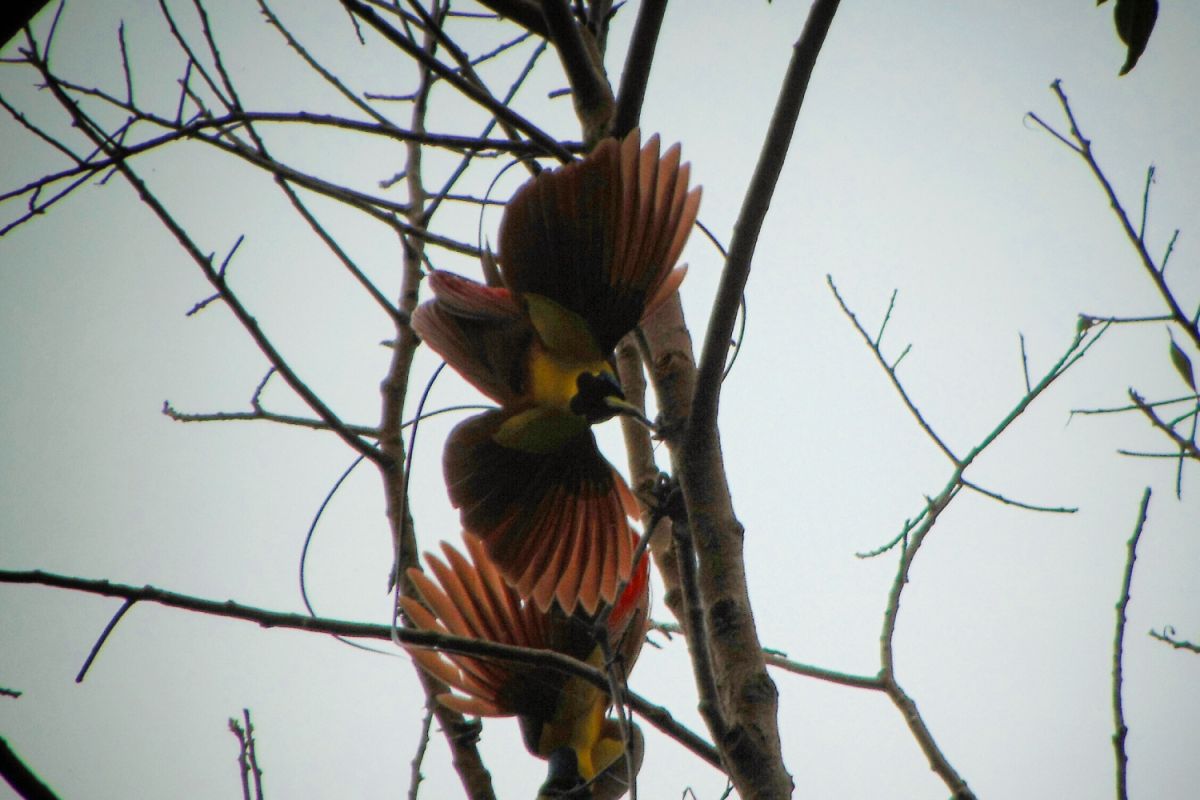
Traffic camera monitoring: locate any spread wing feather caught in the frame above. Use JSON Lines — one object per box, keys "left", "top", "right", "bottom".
{"left": 444, "top": 410, "right": 638, "bottom": 614}
{"left": 401, "top": 534, "right": 651, "bottom": 734}
{"left": 411, "top": 271, "right": 530, "bottom": 405}
{"left": 498, "top": 130, "right": 699, "bottom": 354}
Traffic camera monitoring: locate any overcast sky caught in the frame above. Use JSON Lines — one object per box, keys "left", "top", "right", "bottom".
{"left": 2, "top": 2, "right": 1199, "bottom": 798}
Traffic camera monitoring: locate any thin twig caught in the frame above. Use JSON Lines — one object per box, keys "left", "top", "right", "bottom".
{"left": 229, "top": 723, "right": 248, "bottom": 800}
{"left": 865, "top": 325, "right": 1106, "bottom": 798}
{"left": 407, "top": 705, "right": 435, "bottom": 800}
{"left": 342, "top": 0, "right": 571, "bottom": 162}
{"left": 1037, "top": 81, "right": 1200, "bottom": 352}
{"left": 401, "top": 0, "right": 547, "bottom": 177}
{"left": 29, "top": 54, "right": 389, "bottom": 468}
{"left": 156, "top": 0, "right": 230, "bottom": 111}
{"left": 1161, "top": 229, "right": 1180, "bottom": 275}
{"left": 1113, "top": 488, "right": 1152, "bottom": 800}
{"left": 594, "top": 633, "right": 638, "bottom": 800}
{"left": 1130, "top": 390, "right": 1200, "bottom": 460}
{"left": 229, "top": 715, "right": 251, "bottom": 800}
{"left": 162, "top": 401, "right": 380, "bottom": 438}
{"left": 1018, "top": 333, "right": 1032, "bottom": 393}
{"left": 961, "top": 479, "right": 1078, "bottom": 514}
{"left": 473, "top": 0, "right": 547, "bottom": 36}
{"left": 240, "top": 709, "right": 263, "bottom": 800}
{"left": 423, "top": 39, "right": 550, "bottom": 221}
{"left": 75, "top": 599, "right": 134, "bottom": 682}
{"left": 229, "top": 708, "right": 265, "bottom": 800}
{"left": 874, "top": 289, "right": 898, "bottom": 348}
{"left": 1149, "top": 627, "right": 1200, "bottom": 654}
{"left": 1077, "top": 313, "right": 1174, "bottom": 326}
{"left": 693, "top": 4, "right": 838, "bottom": 431}
{"left": 259, "top": 0, "right": 391, "bottom": 126}
{"left": 652, "top": 621, "right": 884, "bottom": 691}
{"left": 829, "top": 275, "right": 959, "bottom": 464}
{"left": 1071, "top": 393, "right": 1196, "bottom": 417}
{"left": 0, "top": 87, "right": 84, "bottom": 164}
{"left": 117, "top": 21, "right": 133, "bottom": 104}
{"left": 1117, "top": 449, "right": 1191, "bottom": 459}
{"left": 1138, "top": 165, "right": 1155, "bottom": 244}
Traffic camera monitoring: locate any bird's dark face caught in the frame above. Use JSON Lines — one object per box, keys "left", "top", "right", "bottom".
{"left": 538, "top": 747, "right": 589, "bottom": 799}
{"left": 570, "top": 371, "right": 626, "bottom": 424}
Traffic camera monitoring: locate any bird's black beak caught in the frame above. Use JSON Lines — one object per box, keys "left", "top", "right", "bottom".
{"left": 571, "top": 371, "right": 655, "bottom": 431}
{"left": 600, "top": 395, "right": 657, "bottom": 431}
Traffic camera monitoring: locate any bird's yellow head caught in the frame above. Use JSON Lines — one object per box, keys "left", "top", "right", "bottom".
{"left": 522, "top": 292, "right": 656, "bottom": 432}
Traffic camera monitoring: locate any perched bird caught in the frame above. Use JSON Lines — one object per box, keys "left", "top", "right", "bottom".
{"left": 402, "top": 534, "right": 651, "bottom": 800}
{"left": 412, "top": 131, "right": 700, "bottom": 613}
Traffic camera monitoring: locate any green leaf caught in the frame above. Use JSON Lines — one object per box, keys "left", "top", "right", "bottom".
{"left": 1114, "top": 0, "right": 1159, "bottom": 75}
{"left": 1168, "top": 332, "right": 1196, "bottom": 392}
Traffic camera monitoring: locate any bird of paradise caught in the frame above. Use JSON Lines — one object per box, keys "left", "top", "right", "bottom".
{"left": 401, "top": 534, "right": 651, "bottom": 799}
{"left": 412, "top": 130, "right": 700, "bottom": 614}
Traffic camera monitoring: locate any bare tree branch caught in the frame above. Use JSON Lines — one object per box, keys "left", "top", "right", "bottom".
{"left": 828, "top": 278, "right": 958, "bottom": 463}
{"left": 161, "top": 401, "right": 380, "bottom": 438}
{"left": 473, "top": 0, "right": 547, "bottom": 37}
{"left": 401, "top": 0, "right": 550, "bottom": 177}
{"left": 652, "top": 621, "right": 885, "bottom": 692}
{"left": 656, "top": 3, "right": 842, "bottom": 797}
{"left": 616, "top": 336, "right": 687, "bottom": 628}
{"left": 75, "top": 599, "right": 134, "bottom": 683}
{"left": 671, "top": 507, "right": 729, "bottom": 746}
{"left": 1130, "top": 390, "right": 1200, "bottom": 460}
{"left": 0, "top": 569, "right": 721, "bottom": 769}
{"left": 229, "top": 709, "right": 264, "bottom": 800}
{"left": 834, "top": 282, "right": 1109, "bottom": 798}
{"left": 0, "top": 735, "right": 60, "bottom": 800}
{"left": 229, "top": 716, "right": 252, "bottom": 800}
{"left": 960, "top": 479, "right": 1078, "bottom": 514}
{"left": 1149, "top": 627, "right": 1200, "bottom": 654}
{"left": 1, "top": 0, "right": 53, "bottom": 52}
{"left": 1072, "top": 393, "right": 1197, "bottom": 418}
{"left": 1031, "top": 81, "right": 1200, "bottom": 352}
{"left": 25, "top": 46, "right": 389, "bottom": 469}
{"left": 612, "top": 0, "right": 668, "bottom": 138}
{"left": 541, "top": 0, "right": 613, "bottom": 142}
{"left": 258, "top": 0, "right": 392, "bottom": 127}
{"left": 407, "top": 705, "right": 435, "bottom": 800}
{"left": 374, "top": 7, "right": 496, "bottom": 796}
{"left": 341, "top": 0, "right": 571, "bottom": 162}
{"left": 1113, "top": 488, "right": 1151, "bottom": 800}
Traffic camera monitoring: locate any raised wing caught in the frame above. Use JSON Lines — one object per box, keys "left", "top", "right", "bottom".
{"left": 499, "top": 130, "right": 701, "bottom": 354}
